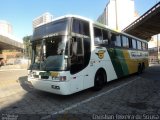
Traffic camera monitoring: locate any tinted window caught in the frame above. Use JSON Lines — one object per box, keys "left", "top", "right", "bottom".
{"left": 46, "top": 20, "right": 68, "bottom": 35}
{"left": 102, "top": 30, "right": 109, "bottom": 45}
{"left": 83, "top": 38, "right": 91, "bottom": 66}
{"left": 33, "top": 19, "right": 68, "bottom": 40}
{"left": 114, "top": 35, "right": 121, "bottom": 47}
{"left": 72, "top": 19, "right": 90, "bottom": 36}
{"left": 33, "top": 25, "right": 46, "bottom": 40}
{"left": 72, "top": 19, "right": 79, "bottom": 33}
{"left": 94, "top": 27, "right": 103, "bottom": 44}
{"left": 145, "top": 43, "right": 148, "bottom": 50}
{"left": 142, "top": 42, "right": 146, "bottom": 50}
{"left": 122, "top": 36, "right": 129, "bottom": 48}
{"left": 77, "top": 38, "right": 83, "bottom": 55}
{"left": 137, "top": 41, "right": 142, "bottom": 50}
{"left": 132, "top": 39, "right": 137, "bottom": 49}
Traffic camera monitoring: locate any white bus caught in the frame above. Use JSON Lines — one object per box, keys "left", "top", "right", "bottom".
{"left": 28, "top": 15, "right": 148, "bottom": 95}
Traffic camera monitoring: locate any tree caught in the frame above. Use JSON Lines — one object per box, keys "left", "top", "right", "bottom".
{"left": 23, "top": 35, "right": 32, "bottom": 58}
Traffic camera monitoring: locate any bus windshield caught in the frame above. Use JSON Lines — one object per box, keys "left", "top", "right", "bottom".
{"left": 33, "top": 18, "right": 68, "bottom": 40}
{"left": 30, "top": 36, "right": 68, "bottom": 71}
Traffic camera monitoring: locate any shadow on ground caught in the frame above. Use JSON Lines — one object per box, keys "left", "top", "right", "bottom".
{"left": 0, "top": 64, "right": 160, "bottom": 120}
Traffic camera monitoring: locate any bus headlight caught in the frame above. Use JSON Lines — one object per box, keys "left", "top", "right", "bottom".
{"left": 59, "top": 76, "right": 67, "bottom": 81}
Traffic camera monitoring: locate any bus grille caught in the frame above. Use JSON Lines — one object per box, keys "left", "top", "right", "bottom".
{"left": 41, "top": 76, "right": 49, "bottom": 79}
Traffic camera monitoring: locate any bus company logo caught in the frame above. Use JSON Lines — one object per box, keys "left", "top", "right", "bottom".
{"left": 96, "top": 50, "right": 106, "bottom": 59}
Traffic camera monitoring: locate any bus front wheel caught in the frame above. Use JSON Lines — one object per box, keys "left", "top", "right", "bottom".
{"left": 93, "top": 69, "right": 106, "bottom": 91}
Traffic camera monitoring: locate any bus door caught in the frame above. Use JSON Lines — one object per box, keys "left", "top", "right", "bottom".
{"left": 69, "top": 36, "right": 91, "bottom": 92}
{"left": 69, "top": 37, "right": 84, "bottom": 92}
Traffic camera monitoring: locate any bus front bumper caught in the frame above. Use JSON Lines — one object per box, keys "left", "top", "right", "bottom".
{"left": 28, "top": 78, "right": 71, "bottom": 95}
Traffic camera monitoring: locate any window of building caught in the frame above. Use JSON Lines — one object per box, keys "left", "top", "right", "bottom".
{"left": 122, "top": 36, "right": 129, "bottom": 48}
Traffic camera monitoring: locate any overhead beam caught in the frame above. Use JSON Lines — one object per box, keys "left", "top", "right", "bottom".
{"left": 0, "top": 35, "right": 23, "bottom": 50}
{"left": 123, "top": 2, "right": 160, "bottom": 41}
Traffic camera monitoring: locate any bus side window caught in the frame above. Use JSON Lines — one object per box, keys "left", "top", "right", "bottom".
{"left": 111, "top": 34, "right": 116, "bottom": 46}
{"left": 142, "top": 42, "right": 146, "bottom": 50}
{"left": 72, "top": 19, "right": 79, "bottom": 34}
{"left": 70, "top": 37, "right": 91, "bottom": 75}
{"left": 72, "top": 19, "right": 90, "bottom": 37}
{"left": 71, "top": 37, "right": 83, "bottom": 57}
{"left": 102, "top": 29, "right": 109, "bottom": 45}
{"left": 80, "top": 21, "right": 90, "bottom": 36}
{"left": 122, "top": 36, "right": 129, "bottom": 48}
{"left": 111, "top": 33, "right": 121, "bottom": 47}
{"left": 137, "top": 41, "right": 142, "bottom": 50}
{"left": 145, "top": 43, "right": 148, "bottom": 50}
{"left": 128, "top": 38, "right": 132, "bottom": 48}
{"left": 115, "top": 35, "right": 121, "bottom": 47}
{"left": 132, "top": 39, "right": 137, "bottom": 49}
{"left": 94, "top": 27, "right": 103, "bottom": 45}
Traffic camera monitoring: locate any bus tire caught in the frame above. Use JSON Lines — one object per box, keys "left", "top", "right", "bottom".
{"left": 93, "top": 69, "right": 106, "bottom": 91}
{"left": 137, "top": 63, "right": 142, "bottom": 75}
{"left": 141, "top": 63, "right": 145, "bottom": 73}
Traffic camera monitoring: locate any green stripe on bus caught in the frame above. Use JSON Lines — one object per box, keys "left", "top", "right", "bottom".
{"left": 107, "top": 48, "right": 123, "bottom": 78}
{"left": 116, "top": 49, "right": 129, "bottom": 76}
{"left": 107, "top": 48, "right": 129, "bottom": 78}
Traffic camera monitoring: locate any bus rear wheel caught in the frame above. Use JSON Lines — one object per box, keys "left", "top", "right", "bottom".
{"left": 141, "top": 63, "right": 145, "bottom": 73}
{"left": 93, "top": 69, "right": 106, "bottom": 91}
{"left": 137, "top": 63, "right": 145, "bottom": 75}
{"left": 137, "top": 63, "right": 141, "bottom": 75}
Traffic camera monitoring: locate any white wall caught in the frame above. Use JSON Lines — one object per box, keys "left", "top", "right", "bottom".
{"left": 97, "top": 0, "right": 136, "bottom": 31}
{"left": 148, "top": 34, "right": 160, "bottom": 48}
{"left": 107, "top": 0, "right": 116, "bottom": 30}
{"left": 116, "top": 0, "right": 135, "bottom": 30}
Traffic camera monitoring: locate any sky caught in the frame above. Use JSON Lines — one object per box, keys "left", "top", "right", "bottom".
{"left": 0, "top": 0, "right": 159, "bottom": 42}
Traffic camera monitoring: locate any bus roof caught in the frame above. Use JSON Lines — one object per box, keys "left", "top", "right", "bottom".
{"left": 121, "top": 32, "right": 148, "bottom": 43}
{"left": 34, "top": 14, "right": 147, "bottom": 43}
{"left": 35, "top": 14, "right": 94, "bottom": 28}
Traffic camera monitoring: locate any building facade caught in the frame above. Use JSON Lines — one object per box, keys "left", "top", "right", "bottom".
{"left": 32, "top": 12, "right": 53, "bottom": 29}
{"left": 0, "top": 20, "right": 13, "bottom": 35}
{"left": 97, "top": 0, "right": 159, "bottom": 63}
{"left": 148, "top": 35, "right": 160, "bottom": 63}
{"left": 97, "top": 0, "right": 138, "bottom": 31}
{"left": 0, "top": 20, "right": 23, "bottom": 66}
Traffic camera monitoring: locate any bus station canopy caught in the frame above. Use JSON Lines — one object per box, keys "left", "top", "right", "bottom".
{"left": 123, "top": 2, "right": 160, "bottom": 41}
{"left": 0, "top": 34, "right": 23, "bottom": 50}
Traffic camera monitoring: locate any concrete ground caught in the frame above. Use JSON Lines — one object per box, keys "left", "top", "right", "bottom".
{"left": 0, "top": 64, "right": 160, "bottom": 120}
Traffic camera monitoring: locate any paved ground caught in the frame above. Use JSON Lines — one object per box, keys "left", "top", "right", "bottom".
{"left": 0, "top": 69, "right": 28, "bottom": 98}
{"left": 0, "top": 64, "right": 160, "bottom": 120}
